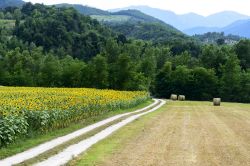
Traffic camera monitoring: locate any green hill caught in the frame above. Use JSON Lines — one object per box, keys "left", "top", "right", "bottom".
{"left": 109, "top": 9, "right": 165, "bottom": 24}
{"left": 15, "top": 3, "right": 113, "bottom": 60}
{"left": 55, "top": 4, "right": 187, "bottom": 43}
{"left": 110, "top": 22, "right": 186, "bottom": 43}
{"left": 0, "top": 0, "right": 24, "bottom": 8}
{"left": 55, "top": 4, "right": 166, "bottom": 25}
{"left": 54, "top": 3, "right": 110, "bottom": 16}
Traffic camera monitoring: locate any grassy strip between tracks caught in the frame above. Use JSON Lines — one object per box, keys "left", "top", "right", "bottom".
{"left": 0, "top": 99, "right": 153, "bottom": 160}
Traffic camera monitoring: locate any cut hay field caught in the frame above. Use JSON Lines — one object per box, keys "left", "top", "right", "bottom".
{"left": 72, "top": 100, "right": 250, "bottom": 166}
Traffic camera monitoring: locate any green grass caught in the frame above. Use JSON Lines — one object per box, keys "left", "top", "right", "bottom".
{"left": 69, "top": 101, "right": 167, "bottom": 166}
{"left": 91, "top": 15, "right": 131, "bottom": 23}
{"left": 0, "top": 19, "right": 15, "bottom": 29}
{"left": 0, "top": 99, "right": 153, "bottom": 159}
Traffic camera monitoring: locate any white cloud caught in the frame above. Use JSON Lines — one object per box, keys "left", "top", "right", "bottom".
{"left": 24, "top": 0, "right": 250, "bottom": 16}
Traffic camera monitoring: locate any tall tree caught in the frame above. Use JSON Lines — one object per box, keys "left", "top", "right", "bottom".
{"left": 235, "top": 40, "right": 250, "bottom": 70}
{"left": 155, "top": 61, "right": 173, "bottom": 98}
{"left": 220, "top": 53, "right": 241, "bottom": 101}
{"left": 90, "top": 55, "right": 109, "bottom": 89}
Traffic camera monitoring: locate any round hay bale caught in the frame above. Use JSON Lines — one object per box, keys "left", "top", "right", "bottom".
{"left": 170, "top": 94, "right": 177, "bottom": 101}
{"left": 213, "top": 98, "right": 221, "bottom": 106}
{"left": 178, "top": 95, "right": 185, "bottom": 101}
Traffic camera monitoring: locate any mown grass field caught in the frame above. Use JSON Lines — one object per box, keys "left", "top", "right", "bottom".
{"left": 0, "top": 19, "right": 15, "bottom": 29}
{"left": 91, "top": 15, "right": 131, "bottom": 23}
{"left": 70, "top": 100, "right": 250, "bottom": 166}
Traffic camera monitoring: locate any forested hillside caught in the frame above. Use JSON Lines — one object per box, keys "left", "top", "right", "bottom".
{"left": 109, "top": 22, "right": 187, "bottom": 43}
{"left": 0, "top": 3, "right": 250, "bottom": 103}
{"left": 15, "top": 3, "right": 113, "bottom": 60}
{"left": 56, "top": 4, "right": 186, "bottom": 43}
{"left": 55, "top": 3, "right": 110, "bottom": 16}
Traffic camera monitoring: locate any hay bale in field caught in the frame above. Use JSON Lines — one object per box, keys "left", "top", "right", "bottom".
{"left": 170, "top": 94, "right": 178, "bottom": 101}
{"left": 178, "top": 95, "right": 185, "bottom": 101}
{"left": 213, "top": 98, "right": 221, "bottom": 106}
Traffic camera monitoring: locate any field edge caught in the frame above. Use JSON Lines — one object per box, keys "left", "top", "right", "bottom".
{"left": 0, "top": 99, "right": 153, "bottom": 159}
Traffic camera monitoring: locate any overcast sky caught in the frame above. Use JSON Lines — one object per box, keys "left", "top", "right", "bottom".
{"left": 24, "top": 0, "right": 250, "bottom": 16}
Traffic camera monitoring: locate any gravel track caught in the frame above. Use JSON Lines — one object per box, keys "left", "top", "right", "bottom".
{"left": 34, "top": 99, "right": 166, "bottom": 166}
{"left": 0, "top": 99, "right": 160, "bottom": 166}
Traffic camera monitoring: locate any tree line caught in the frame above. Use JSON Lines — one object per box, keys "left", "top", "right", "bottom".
{"left": 0, "top": 3, "right": 249, "bottom": 103}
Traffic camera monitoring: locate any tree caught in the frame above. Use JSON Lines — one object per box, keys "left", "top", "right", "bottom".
{"left": 220, "top": 53, "right": 241, "bottom": 101}
{"left": 90, "top": 55, "right": 109, "bottom": 89}
{"left": 61, "top": 56, "right": 85, "bottom": 87}
{"left": 239, "top": 71, "right": 250, "bottom": 102}
{"left": 13, "top": 9, "right": 22, "bottom": 20}
{"left": 39, "top": 54, "right": 63, "bottom": 87}
{"left": 171, "top": 66, "right": 191, "bottom": 97}
{"left": 117, "top": 34, "right": 127, "bottom": 44}
{"left": 113, "top": 54, "right": 133, "bottom": 90}
{"left": 140, "top": 48, "right": 157, "bottom": 79}
{"left": 190, "top": 67, "right": 218, "bottom": 100}
{"left": 216, "top": 38, "right": 225, "bottom": 45}
{"left": 5, "top": 12, "right": 13, "bottom": 19}
{"left": 103, "top": 39, "right": 120, "bottom": 63}
{"left": 155, "top": 47, "right": 172, "bottom": 70}
{"left": 155, "top": 61, "right": 173, "bottom": 97}
{"left": 235, "top": 40, "right": 250, "bottom": 70}
{"left": 0, "top": 12, "right": 4, "bottom": 19}
{"left": 200, "top": 45, "right": 228, "bottom": 76}
{"left": 171, "top": 51, "right": 198, "bottom": 68}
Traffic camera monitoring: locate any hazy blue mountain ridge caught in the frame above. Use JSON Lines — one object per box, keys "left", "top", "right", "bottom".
{"left": 110, "top": 6, "right": 250, "bottom": 31}
{"left": 185, "top": 19, "right": 250, "bottom": 38}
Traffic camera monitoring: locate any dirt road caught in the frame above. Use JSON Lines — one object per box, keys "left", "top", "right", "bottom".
{"left": 97, "top": 101, "right": 250, "bottom": 166}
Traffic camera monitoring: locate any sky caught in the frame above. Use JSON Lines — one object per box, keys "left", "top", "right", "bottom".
{"left": 24, "top": 0, "right": 250, "bottom": 16}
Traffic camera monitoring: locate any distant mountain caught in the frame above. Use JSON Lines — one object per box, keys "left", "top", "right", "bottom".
{"left": 185, "top": 19, "right": 250, "bottom": 38}
{"left": 206, "top": 11, "right": 249, "bottom": 27}
{"left": 0, "top": 0, "right": 25, "bottom": 8}
{"left": 222, "top": 19, "right": 250, "bottom": 38}
{"left": 55, "top": 4, "right": 187, "bottom": 43}
{"left": 110, "top": 6, "right": 250, "bottom": 30}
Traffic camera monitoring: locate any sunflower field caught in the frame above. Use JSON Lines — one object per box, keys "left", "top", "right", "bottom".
{"left": 0, "top": 87, "right": 149, "bottom": 147}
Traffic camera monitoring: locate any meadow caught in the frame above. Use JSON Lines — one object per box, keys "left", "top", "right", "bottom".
{"left": 91, "top": 15, "right": 131, "bottom": 23}
{"left": 71, "top": 101, "right": 250, "bottom": 166}
{"left": 0, "top": 19, "right": 15, "bottom": 29}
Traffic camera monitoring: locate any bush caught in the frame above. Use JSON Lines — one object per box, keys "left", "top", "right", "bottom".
{"left": 0, "top": 115, "right": 28, "bottom": 147}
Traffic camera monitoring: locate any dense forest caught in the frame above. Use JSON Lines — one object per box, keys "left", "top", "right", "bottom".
{"left": 0, "top": 3, "right": 250, "bottom": 103}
